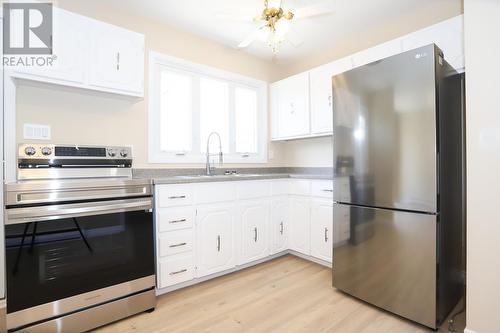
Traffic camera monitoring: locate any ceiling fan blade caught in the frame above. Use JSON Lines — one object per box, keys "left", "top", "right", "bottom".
{"left": 292, "top": 1, "right": 336, "bottom": 19}
{"left": 238, "top": 27, "right": 264, "bottom": 48}
{"left": 215, "top": 14, "right": 262, "bottom": 23}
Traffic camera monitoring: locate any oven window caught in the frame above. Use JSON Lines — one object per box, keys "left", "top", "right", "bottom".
{"left": 5, "top": 210, "right": 154, "bottom": 313}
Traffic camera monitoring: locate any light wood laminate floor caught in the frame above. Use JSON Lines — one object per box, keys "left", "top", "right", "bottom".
{"left": 95, "top": 255, "right": 464, "bottom": 333}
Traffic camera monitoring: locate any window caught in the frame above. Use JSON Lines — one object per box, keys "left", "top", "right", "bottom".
{"left": 149, "top": 52, "right": 267, "bottom": 163}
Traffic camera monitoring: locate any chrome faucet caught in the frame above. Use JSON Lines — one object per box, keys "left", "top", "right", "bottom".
{"left": 205, "top": 132, "right": 223, "bottom": 175}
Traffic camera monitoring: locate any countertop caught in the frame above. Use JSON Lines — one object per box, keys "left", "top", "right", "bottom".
{"left": 149, "top": 173, "right": 333, "bottom": 185}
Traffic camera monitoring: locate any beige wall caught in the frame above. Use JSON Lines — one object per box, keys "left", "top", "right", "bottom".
{"left": 464, "top": 1, "right": 500, "bottom": 332}
{"left": 15, "top": 0, "right": 287, "bottom": 169}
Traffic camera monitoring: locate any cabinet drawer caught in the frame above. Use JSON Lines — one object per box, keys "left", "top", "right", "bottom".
{"left": 289, "top": 180, "right": 311, "bottom": 196}
{"left": 157, "top": 184, "right": 193, "bottom": 207}
{"left": 158, "top": 229, "right": 194, "bottom": 257}
{"left": 157, "top": 207, "right": 195, "bottom": 232}
{"left": 158, "top": 255, "right": 194, "bottom": 288}
{"left": 271, "top": 180, "right": 290, "bottom": 196}
{"left": 237, "top": 181, "right": 271, "bottom": 199}
{"left": 195, "top": 182, "right": 236, "bottom": 204}
{"left": 311, "top": 180, "right": 334, "bottom": 199}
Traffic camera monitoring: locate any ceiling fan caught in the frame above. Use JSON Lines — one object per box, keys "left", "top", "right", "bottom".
{"left": 237, "top": 0, "right": 335, "bottom": 54}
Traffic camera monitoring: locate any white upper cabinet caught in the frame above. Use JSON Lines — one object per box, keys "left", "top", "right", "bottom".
{"left": 309, "top": 57, "right": 352, "bottom": 135}
{"left": 9, "top": 8, "right": 145, "bottom": 97}
{"left": 13, "top": 7, "right": 86, "bottom": 84}
{"left": 272, "top": 72, "right": 310, "bottom": 139}
{"left": 271, "top": 15, "right": 463, "bottom": 141}
{"left": 89, "top": 21, "right": 144, "bottom": 96}
{"left": 351, "top": 38, "right": 403, "bottom": 68}
{"left": 401, "top": 15, "right": 464, "bottom": 71}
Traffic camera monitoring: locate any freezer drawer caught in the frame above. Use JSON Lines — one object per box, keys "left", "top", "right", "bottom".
{"left": 332, "top": 203, "right": 437, "bottom": 328}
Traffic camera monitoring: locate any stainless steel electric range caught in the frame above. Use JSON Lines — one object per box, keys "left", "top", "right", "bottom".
{"left": 3, "top": 144, "right": 156, "bottom": 332}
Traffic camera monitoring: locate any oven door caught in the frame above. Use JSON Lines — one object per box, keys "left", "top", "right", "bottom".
{"left": 4, "top": 197, "right": 154, "bottom": 328}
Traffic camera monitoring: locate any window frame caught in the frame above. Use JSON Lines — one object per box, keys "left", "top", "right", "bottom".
{"left": 148, "top": 51, "right": 268, "bottom": 164}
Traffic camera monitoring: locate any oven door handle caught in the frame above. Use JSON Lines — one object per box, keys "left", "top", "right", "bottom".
{"left": 5, "top": 198, "right": 153, "bottom": 225}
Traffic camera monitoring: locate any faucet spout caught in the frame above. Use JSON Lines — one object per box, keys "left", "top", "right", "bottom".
{"left": 206, "top": 132, "right": 223, "bottom": 175}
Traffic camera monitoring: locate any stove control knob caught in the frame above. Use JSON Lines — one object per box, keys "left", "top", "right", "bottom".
{"left": 120, "top": 150, "right": 128, "bottom": 158}
{"left": 24, "top": 146, "right": 36, "bottom": 156}
{"left": 108, "top": 149, "right": 116, "bottom": 157}
{"left": 41, "top": 146, "right": 52, "bottom": 156}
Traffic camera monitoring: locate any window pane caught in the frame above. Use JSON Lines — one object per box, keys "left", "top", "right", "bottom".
{"left": 200, "top": 77, "right": 229, "bottom": 153}
{"left": 235, "top": 87, "right": 258, "bottom": 153}
{"left": 160, "top": 70, "right": 192, "bottom": 152}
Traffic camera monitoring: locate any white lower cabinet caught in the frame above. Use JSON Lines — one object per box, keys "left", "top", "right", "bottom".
{"left": 289, "top": 197, "right": 311, "bottom": 255}
{"left": 310, "top": 199, "right": 333, "bottom": 262}
{"left": 238, "top": 199, "right": 270, "bottom": 264}
{"left": 155, "top": 179, "right": 333, "bottom": 293}
{"left": 158, "top": 255, "right": 195, "bottom": 289}
{"left": 195, "top": 203, "right": 236, "bottom": 278}
{"left": 270, "top": 198, "right": 289, "bottom": 254}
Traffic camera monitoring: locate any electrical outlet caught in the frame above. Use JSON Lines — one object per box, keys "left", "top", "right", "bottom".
{"left": 23, "top": 124, "right": 51, "bottom": 140}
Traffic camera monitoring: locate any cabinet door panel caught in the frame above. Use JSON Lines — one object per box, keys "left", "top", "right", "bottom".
{"left": 289, "top": 197, "right": 310, "bottom": 254}
{"left": 277, "top": 72, "right": 310, "bottom": 138}
{"left": 239, "top": 200, "right": 269, "bottom": 264}
{"left": 310, "top": 200, "right": 333, "bottom": 262}
{"left": 89, "top": 21, "right": 144, "bottom": 95}
{"left": 14, "top": 7, "right": 86, "bottom": 84}
{"left": 270, "top": 198, "right": 289, "bottom": 254}
{"left": 196, "top": 204, "right": 235, "bottom": 277}
{"left": 310, "top": 57, "right": 352, "bottom": 134}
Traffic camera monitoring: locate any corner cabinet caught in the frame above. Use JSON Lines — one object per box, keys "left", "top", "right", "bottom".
{"left": 8, "top": 7, "right": 145, "bottom": 97}
{"left": 309, "top": 56, "right": 353, "bottom": 135}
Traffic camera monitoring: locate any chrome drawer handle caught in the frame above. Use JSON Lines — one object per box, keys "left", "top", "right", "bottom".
{"left": 168, "top": 195, "right": 186, "bottom": 199}
{"left": 169, "top": 269, "right": 187, "bottom": 276}
{"left": 322, "top": 189, "right": 333, "bottom": 192}
{"left": 325, "top": 227, "right": 329, "bottom": 242}
{"left": 217, "top": 235, "right": 221, "bottom": 252}
{"left": 169, "top": 219, "right": 187, "bottom": 224}
{"left": 280, "top": 221, "right": 284, "bottom": 235}
{"left": 169, "top": 242, "right": 187, "bottom": 248}
{"left": 254, "top": 227, "right": 258, "bottom": 242}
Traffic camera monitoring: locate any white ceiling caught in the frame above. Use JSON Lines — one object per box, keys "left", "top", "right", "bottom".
{"left": 98, "top": 0, "right": 460, "bottom": 63}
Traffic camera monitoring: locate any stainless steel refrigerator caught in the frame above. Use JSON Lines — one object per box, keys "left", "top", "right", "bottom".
{"left": 332, "top": 44, "right": 464, "bottom": 329}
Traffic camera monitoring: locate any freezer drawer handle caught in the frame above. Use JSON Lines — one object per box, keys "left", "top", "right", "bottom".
{"left": 169, "top": 269, "right": 187, "bottom": 276}
{"left": 169, "top": 219, "right": 187, "bottom": 224}
{"left": 169, "top": 242, "right": 187, "bottom": 248}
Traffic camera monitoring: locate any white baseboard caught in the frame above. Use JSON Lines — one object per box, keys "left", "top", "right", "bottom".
{"left": 464, "top": 328, "right": 478, "bottom": 333}
{"left": 288, "top": 250, "right": 332, "bottom": 268}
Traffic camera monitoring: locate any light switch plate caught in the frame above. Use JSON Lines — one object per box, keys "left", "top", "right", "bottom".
{"left": 23, "top": 123, "right": 51, "bottom": 140}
